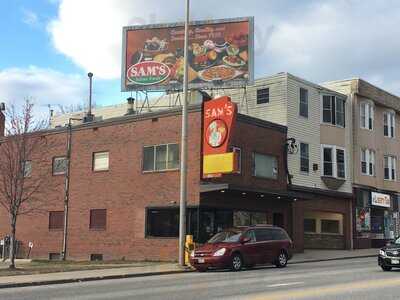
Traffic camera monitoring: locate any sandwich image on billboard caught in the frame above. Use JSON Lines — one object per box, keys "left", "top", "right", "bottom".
{"left": 202, "top": 96, "right": 238, "bottom": 178}
{"left": 121, "top": 17, "right": 254, "bottom": 91}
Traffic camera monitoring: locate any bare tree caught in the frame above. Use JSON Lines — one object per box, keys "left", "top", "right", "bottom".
{"left": 0, "top": 100, "right": 51, "bottom": 269}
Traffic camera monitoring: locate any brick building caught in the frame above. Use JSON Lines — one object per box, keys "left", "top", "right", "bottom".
{"left": 0, "top": 104, "right": 302, "bottom": 261}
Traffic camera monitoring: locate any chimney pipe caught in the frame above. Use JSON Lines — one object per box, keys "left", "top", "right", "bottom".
{"left": 84, "top": 72, "right": 94, "bottom": 123}
{"left": 125, "top": 97, "right": 135, "bottom": 115}
{"left": 0, "top": 103, "right": 5, "bottom": 137}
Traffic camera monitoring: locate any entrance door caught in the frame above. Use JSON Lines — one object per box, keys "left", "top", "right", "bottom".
{"left": 273, "top": 213, "right": 284, "bottom": 228}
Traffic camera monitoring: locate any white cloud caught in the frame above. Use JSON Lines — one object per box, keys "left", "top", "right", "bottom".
{"left": 21, "top": 8, "right": 39, "bottom": 27}
{"left": 0, "top": 66, "right": 87, "bottom": 117}
{"left": 48, "top": 0, "right": 400, "bottom": 95}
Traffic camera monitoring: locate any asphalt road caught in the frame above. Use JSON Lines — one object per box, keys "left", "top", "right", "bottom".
{"left": 1, "top": 257, "right": 400, "bottom": 300}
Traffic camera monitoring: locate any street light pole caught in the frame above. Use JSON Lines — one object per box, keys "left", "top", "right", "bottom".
{"left": 61, "top": 118, "right": 82, "bottom": 261}
{"left": 179, "top": 0, "right": 190, "bottom": 266}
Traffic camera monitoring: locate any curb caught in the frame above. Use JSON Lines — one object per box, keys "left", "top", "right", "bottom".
{"left": 0, "top": 269, "right": 194, "bottom": 289}
{"left": 289, "top": 254, "right": 376, "bottom": 265}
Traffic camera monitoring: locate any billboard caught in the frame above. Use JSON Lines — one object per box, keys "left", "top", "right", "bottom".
{"left": 121, "top": 17, "right": 254, "bottom": 91}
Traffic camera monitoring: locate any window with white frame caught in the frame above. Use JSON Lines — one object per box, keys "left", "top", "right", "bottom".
{"left": 384, "top": 155, "right": 397, "bottom": 181}
{"left": 361, "top": 148, "right": 375, "bottom": 176}
{"left": 384, "top": 111, "right": 395, "bottom": 138}
{"left": 321, "top": 145, "right": 346, "bottom": 178}
{"left": 300, "top": 142, "right": 309, "bottom": 173}
{"left": 299, "top": 88, "right": 308, "bottom": 118}
{"left": 322, "top": 95, "right": 345, "bottom": 127}
{"left": 360, "top": 102, "right": 374, "bottom": 130}
{"left": 93, "top": 152, "right": 109, "bottom": 171}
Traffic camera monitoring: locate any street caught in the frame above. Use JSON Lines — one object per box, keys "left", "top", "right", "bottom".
{"left": 0, "top": 257, "right": 399, "bottom": 300}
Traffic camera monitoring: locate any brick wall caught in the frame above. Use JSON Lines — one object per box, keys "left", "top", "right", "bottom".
{"left": 0, "top": 108, "right": 289, "bottom": 261}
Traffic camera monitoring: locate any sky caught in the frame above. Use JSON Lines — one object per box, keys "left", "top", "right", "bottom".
{"left": 1, "top": 0, "right": 400, "bottom": 116}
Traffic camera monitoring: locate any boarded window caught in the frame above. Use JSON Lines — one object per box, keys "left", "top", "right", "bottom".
{"left": 93, "top": 152, "right": 109, "bottom": 171}
{"left": 90, "top": 209, "right": 107, "bottom": 230}
{"left": 49, "top": 211, "right": 64, "bottom": 230}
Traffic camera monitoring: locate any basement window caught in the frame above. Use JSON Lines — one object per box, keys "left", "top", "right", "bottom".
{"left": 90, "top": 254, "right": 103, "bottom": 261}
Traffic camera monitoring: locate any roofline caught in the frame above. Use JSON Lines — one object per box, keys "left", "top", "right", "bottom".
{"left": 322, "top": 78, "right": 400, "bottom": 101}
{"left": 254, "top": 72, "right": 346, "bottom": 98}
{"left": 1, "top": 102, "right": 287, "bottom": 140}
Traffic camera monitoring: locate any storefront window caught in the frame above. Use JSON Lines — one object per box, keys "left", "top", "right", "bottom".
{"left": 233, "top": 211, "right": 251, "bottom": 226}
{"left": 304, "top": 219, "right": 316, "bottom": 233}
{"left": 321, "top": 219, "right": 340, "bottom": 234}
{"left": 146, "top": 208, "right": 196, "bottom": 238}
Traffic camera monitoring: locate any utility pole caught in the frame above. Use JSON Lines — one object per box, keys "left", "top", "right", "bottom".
{"left": 61, "top": 117, "right": 82, "bottom": 260}
{"left": 179, "top": 0, "right": 190, "bottom": 266}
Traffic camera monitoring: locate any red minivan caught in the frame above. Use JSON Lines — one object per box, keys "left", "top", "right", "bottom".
{"left": 190, "top": 225, "right": 293, "bottom": 272}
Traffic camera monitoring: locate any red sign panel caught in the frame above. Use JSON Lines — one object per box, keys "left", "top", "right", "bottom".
{"left": 203, "top": 96, "right": 237, "bottom": 156}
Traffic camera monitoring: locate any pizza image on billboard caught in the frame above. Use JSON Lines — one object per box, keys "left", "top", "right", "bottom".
{"left": 121, "top": 17, "right": 254, "bottom": 91}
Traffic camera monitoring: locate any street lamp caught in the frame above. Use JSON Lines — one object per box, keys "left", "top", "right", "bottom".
{"left": 178, "top": 0, "right": 190, "bottom": 267}
{"left": 61, "top": 117, "right": 82, "bottom": 261}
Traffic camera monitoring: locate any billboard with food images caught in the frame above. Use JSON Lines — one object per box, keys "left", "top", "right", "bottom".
{"left": 121, "top": 17, "right": 254, "bottom": 91}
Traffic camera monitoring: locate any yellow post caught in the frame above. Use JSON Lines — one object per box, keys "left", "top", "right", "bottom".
{"left": 185, "top": 235, "right": 194, "bottom": 266}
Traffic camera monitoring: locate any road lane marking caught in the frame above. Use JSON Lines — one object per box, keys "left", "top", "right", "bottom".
{"left": 249, "top": 277, "right": 400, "bottom": 300}
{"left": 267, "top": 282, "right": 304, "bottom": 288}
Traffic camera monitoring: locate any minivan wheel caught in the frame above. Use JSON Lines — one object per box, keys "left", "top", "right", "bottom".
{"left": 231, "top": 253, "right": 243, "bottom": 271}
{"left": 275, "top": 251, "right": 288, "bottom": 268}
{"left": 381, "top": 265, "right": 392, "bottom": 271}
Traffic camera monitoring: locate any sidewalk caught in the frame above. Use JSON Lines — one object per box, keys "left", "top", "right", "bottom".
{"left": 289, "top": 248, "right": 377, "bottom": 264}
{"left": 0, "top": 249, "right": 378, "bottom": 289}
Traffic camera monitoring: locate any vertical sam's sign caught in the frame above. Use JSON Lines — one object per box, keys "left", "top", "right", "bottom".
{"left": 202, "top": 96, "right": 239, "bottom": 178}
{"left": 121, "top": 17, "right": 254, "bottom": 91}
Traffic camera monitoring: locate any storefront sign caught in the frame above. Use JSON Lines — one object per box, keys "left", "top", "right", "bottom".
{"left": 122, "top": 17, "right": 254, "bottom": 91}
{"left": 372, "top": 192, "right": 391, "bottom": 208}
{"left": 202, "top": 96, "right": 238, "bottom": 178}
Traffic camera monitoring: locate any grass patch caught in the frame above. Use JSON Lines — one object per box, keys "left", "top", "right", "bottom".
{"left": 0, "top": 260, "right": 169, "bottom": 277}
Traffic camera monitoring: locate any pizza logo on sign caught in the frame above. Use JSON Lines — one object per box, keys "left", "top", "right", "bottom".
{"left": 127, "top": 61, "right": 170, "bottom": 85}
{"left": 206, "top": 119, "right": 228, "bottom": 148}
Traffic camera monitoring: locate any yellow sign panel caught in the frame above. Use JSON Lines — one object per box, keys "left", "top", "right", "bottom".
{"left": 203, "top": 152, "right": 236, "bottom": 175}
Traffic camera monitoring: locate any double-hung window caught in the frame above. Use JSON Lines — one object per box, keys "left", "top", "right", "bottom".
{"left": 360, "top": 102, "right": 374, "bottom": 130}
{"left": 143, "top": 143, "right": 179, "bottom": 172}
{"left": 322, "top": 95, "right": 345, "bottom": 127}
{"left": 384, "top": 111, "right": 395, "bottom": 138}
{"left": 321, "top": 145, "right": 346, "bottom": 179}
{"left": 256, "top": 88, "right": 269, "bottom": 104}
{"left": 384, "top": 155, "right": 397, "bottom": 181}
{"left": 299, "top": 88, "right": 308, "bottom": 118}
{"left": 361, "top": 148, "right": 375, "bottom": 176}
{"left": 300, "top": 142, "right": 309, "bottom": 173}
